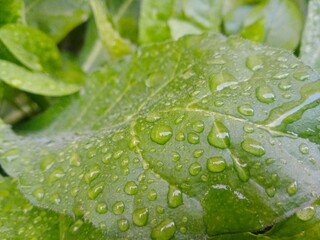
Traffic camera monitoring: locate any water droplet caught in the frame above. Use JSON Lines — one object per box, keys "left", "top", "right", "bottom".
{"left": 133, "top": 208, "right": 149, "bottom": 226}
{"left": 299, "top": 143, "right": 309, "bottom": 154}
{"left": 246, "top": 55, "right": 264, "bottom": 71}
{"left": 256, "top": 85, "right": 275, "bottom": 103}
{"left": 238, "top": 104, "right": 254, "bottom": 116}
{"left": 293, "top": 71, "right": 309, "bottom": 81}
{"left": 146, "top": 112, "right": 161, "bottom": 122}
{"left": 171, "top": 152, "right": 180, "bottom": 162}
{"left": 241, "top": 138, "right": 265, "bottom": 156}
{"left": 88, "top": 181, "right": 104, "bottom": 200}
{"left": 187, "top": 132, "right": 200, "bottom": 144}
{"left": 69, "top": 220, "right": 83, "bottom": 234}
{"left": 175, "top": 163, "right": 182, "bottom": 171}
{"left": 48, "top": 168, "right": 65, "bottom": 184}
{"left": 40, "top": 155, "right": 55, "bottom": 171}
{"left": 287, "top": 181, "right": 298, "bottom": 195}
{"left": 278, "top": 81, "right": 292, "bottom": 91}
{"left": 232, "top": 155, "right": 250, "bottom": 182}
{"left": 167, "top": 185, "right": 183, "bottom": 208}
{"left": 193, "top": 149, "right": 204, "bottom": 158}
{"left": 272, "top": 72, "right": 289, "bottom": 80}
{"left": 87, "top": 148, "right": 97, "bottom": 159}
{"left": 151, "top": 219, "right": 176, "bottom": 240}
{"left": 124, "top": 181, "right": 138, "bottom": 195}
{"left": 73, "top": 204, "right": 85, "bottom": 217}
{"left": 265, "top": 158, "right": 275, "bottom": 165}
{"left": 102, "top": 152, "right": 112, "bottom": 164}
{"left": 49, "top": 193, "right": 61, "bottom": 205}
{"left": 296, "top": 206, "right": 315, "bottom": 221}
{"left": 113, "top": 150, "right": 124, "bottom": 159}
{"left": 148, "top": 189, "right": 157, "bottom": 201}
{"left": 188, "top": 162, "right": 202, "bottom": 176}
{"left": 69, "top": 152, "right": 81, "bottom": 167}
{"left": 151, "top": 124, "right": 173, "bottom": 145}
{"left": 243, "top": 124, "right": 254, "bottom": 133}
{"left": 192, "top": 121, "right": 204, "bottom": 133}
{"left": 207, "top": 121, "right": 230, "bottom": 149}
{"left": 207, "top": 157, "right": 226, "bottom": 173}
{"left": 209, "top": 71, "right": 237, "bottom": 92}
{"left": 85, "top": 164, "right": 101, "bottom": 184}
{"left": 117, "top": 218, "right": 129, "bottom": 232}
{"left": 96, "top": 202, "right": 108, "bottom": 214}
{"left": 175, "top": 115, "right": 185, "bottom": 124}
{"left": 214, "top": 100, "right": 224, "bottom": 107}
{"left": 265, "top": 186, "right": 276, "bottom": 197}
{"left": 112, "top": 201, "right": 125, "bottom": 215}
{"left": 175, "top": 132, "right": 185, "bottom": 141}
{"left": 70, "top": 187, "right": 79, "bottom": 197}
{"left": 32, "top": 188, "right": 44, "bottom": 200}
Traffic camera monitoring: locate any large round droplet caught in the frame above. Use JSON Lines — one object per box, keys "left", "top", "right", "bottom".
{"left": 167, "top": 185, "right": 183, "bottom": 208}
{"left": 188, "top": 162, "right": 202, "bottom": 176}
{"left": 256, "top": 85, "right": 275, "bottom": 103}
{"left": 238, "top": 104, "right": 254, "bottom": 116}
{"left": 207, "top": 121, "right": 230, "bottom": 149}
{"left": 148, "top": 189, "right": 157, "bottom": 201}
{"left": 151, "top": 219, "right": 176, "bottom": 240}
{"left": 117, "top": 218, "right": 129, "bottom": 232}
{"left": 124, "top": 181, "right": 138, "bottom": 195}
{"left": 96, "top": 202, "right": 108, "bottom": 214}
{"left": 150, "top": 124, "right": 173, "bottom": 145}
{"left": 133, "top": 208, "right": 149, "bottom": 226}
{"left": 207, "top": 157, "right": 226, "bottom": 173}
{"left": 246, "top": 55, "right": 264, "bottom": 71}
{"left": 241, "top": 138, "right": 265, "bottom": 156}
{"left": 192, "top": 121, "right": 204, "bottom": 133}
{"left": 187, "top": 132, "right": 200, "bottom": 144}
{"left": 88, "top": 181, "right": 104, "bottom": 200}
{"left": 112, "top": 201, "right": 125, "bottom": 215}
{"left": 287, "top": 181, "right": 298, "bottom": 195}
{"left": 296, "top": 206, "right": 315, "bottom": 221}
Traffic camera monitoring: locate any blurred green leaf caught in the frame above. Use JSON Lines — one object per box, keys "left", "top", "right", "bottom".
{"left": 0, "top": 0, "right": 24, "bottom": 27}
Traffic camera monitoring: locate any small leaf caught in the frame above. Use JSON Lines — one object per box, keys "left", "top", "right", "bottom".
{"left": 0, "top": 60, "right": 80, "bottom": 96}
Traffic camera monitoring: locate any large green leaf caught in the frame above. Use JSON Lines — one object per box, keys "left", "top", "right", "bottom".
{"left": 300, "top": 0, "right": 320, "bottom": 73}
{"left": 0, "top": 177, "right": 104, "bottom": 239}
{"left": 23, "top": 0, "right": 91, "bottom": 43}
{"left": 1, "top": 34, "right": 320, "bottom": 239}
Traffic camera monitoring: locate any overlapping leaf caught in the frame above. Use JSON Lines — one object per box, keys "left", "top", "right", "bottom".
{"left": 1, "top": 33, "right": 320, "bottom": 239}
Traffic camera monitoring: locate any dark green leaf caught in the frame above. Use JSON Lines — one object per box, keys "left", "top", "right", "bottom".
{"left": 0, "top": 0, "right": 24, "bottom": 27}
{"left": 1, "top": 34, "right": 320, "bottom": 238}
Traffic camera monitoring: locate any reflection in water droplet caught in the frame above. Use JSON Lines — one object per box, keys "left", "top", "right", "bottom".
{"left": 175, "top": 132, "right": 185, "bottom": 141}
{"left": 296, "top": 206, "right": 315, "bottom": 221}
{"left": 112, "top": 201, "right": 125, "bottom": 215}
{"left": 287, "top": 181, "right": 298, "bottom": 195}
{"left": 117, "top": 218, "right": 129, "bottom": 232}
{"left": 133, "top": 208, "right": 149, "bottom": 226}
{"left": 124, "top": 181, "right": 138, "bottom": 195}
{"left": 207, "top": 157, "right": 226, "bottom": 173}
{"left": 151, "top": 219, "right": 176, "bottom": 240}
{"left": 207, "top": 121, "right": 230, "bottom": 149}
{"left": 96, "top": 202, "right": 108, "bottom": 214}
{"left": 151, "top": 124, "right": 173, "bottom": 145}
{"left": 246, "top": 55, "right": 264, "bottom": 71}
{"left": 167, "top": 185, "right": 183, "bottom": 208}
{"left": 256, "top": 85, "right": 275, "bottom": 103}
{"left": 241, "top": 138, "right": 265, "bottom": 156}
{"left": 238, "top": 104, "right": 254, "bottom": 116}
{"left": 187, "top": 132, "right": 200, "bottom": 144}
{"left": 188, "top": 162, "right": 202, "bottom": 176}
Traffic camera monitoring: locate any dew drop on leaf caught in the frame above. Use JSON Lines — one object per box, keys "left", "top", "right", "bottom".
{"left": 175, "top": 132, "right": 185, "bottom": 141}
{"left": 112, "top": 201, "right": 125, "bottom": 215}
{"left": 296, "top": 206, "right": 315, "bottom": 221}
{"left": 238, "top": 104, "right": 254, "bottom": 116}
{"left": 192, "top": 121, "right": 204, "bottom": 133}
{"left": 151, "top": 218, "right": 176, "bottom": 240}
{"left": 287, "top": 181, "right": 298, "bottom": 195}
{"left": 85, "top": 164, "right": 101, "bottom": 184}
{"left": 293, "top": 71, "right": 309, "bottom": 81}
{"left": 167, "top": 185, "right": 183, "bottom": 208}
{"left": 124, "top": 181, "right": 138, "bottom": 195}
{"left": 207, "top": 121, "right": 230, "bottom": 149}
{"left": 69, "top": 219, "right": 84, "bottom": 234}
{"left": 241, "top": 137, "right": 265, "bottom": 156}
{"left": 207, "top": 157, "right": 226, "bottom": 173}
{"left": 246, "top": 55, "right": 264, "bottom": 71}
{"left": 193, "top": 149, "right": 204, "bottom": 158}
{"left": 299, "top": 143, "right": 309, "bottom": 154}
{"left": 133, "top": 207, "right": 149, "bottom": 226}
{"left": 117, "top": 218, "right": 129, "bottom": 232}
{"left": 150, "top": 124, "right": 173, "bottom": 145}
{"left": 232, "top": 155, "right": 250, "bottom": 182}
{"left": 265, "top": 186, "right": 276, "bottom": 198}
{"left": 256, "top": 85, "right": 276, "bottom": 103}
{"left": 69, "top": 151, "right": 81, "bottom": 167}
{"left": 272, "top": 72, "right": 289, "bottom": 80}
{"left": 88, "top": 181, "right": 104, "bottom": 200}
{"left": 96, "top": 202, "right": 108, "bottom": 214}
{"left": 188, "top": 162, "right": 202, "bottom": 176}
{"left": 148, "top": 189, "right": 157, "bottom": 201}
{"left": 40, "top": 155, "right": 55, "bottom": 171}
{"left": 187, "top": 132, "right": 200, "bottom": 144}
{"left": 32, "top": 187, "right": 44, "bottom": 200}
{"left": 170, "top": 151, "right": 180, "bottom": 162}
{"left": 49, "top": 193, "right": 61, "bottom": 205}
{"left": 48, "top": 168, "right": 65, "bottom": 184}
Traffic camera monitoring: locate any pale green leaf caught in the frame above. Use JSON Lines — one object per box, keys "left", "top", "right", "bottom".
{"left": 1, "top": 34, "right": 320, "bottom": 239}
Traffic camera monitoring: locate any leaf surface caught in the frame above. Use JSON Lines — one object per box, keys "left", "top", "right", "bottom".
{"left": 1, "top": 34, "right": 320, "bottom": 239}
{"left": 0, "top": 0, "right": 24, "bottom": 27}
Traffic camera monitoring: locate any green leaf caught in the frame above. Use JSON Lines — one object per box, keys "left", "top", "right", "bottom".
{"left": 89, "top": 0, "right": 133, "bottom": 58}
{"left": 139, "top": 0, "right": 223, "bottom": 43}
{"left": 300, "top": 0, "right": 320, "bottom": 73}
{"left": 0, "top": 60, "right": 80, "bottom": 96}
{"left": 0, "top": 177, "right": 105, "bottom": 239}
{"left": 0, "top": 24, "right": 61, "bottom": 73}
{"left": 0, "top": 0, "right": 24, "bottom": 27}
{"left": 240, "top": 0, "right": 304, "bottom": 50}
{"left": 23, "top": 0, "right": 90, "bottom": 43}
{"left": 1, "top": 34, "right": 320, "bottom": 238}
